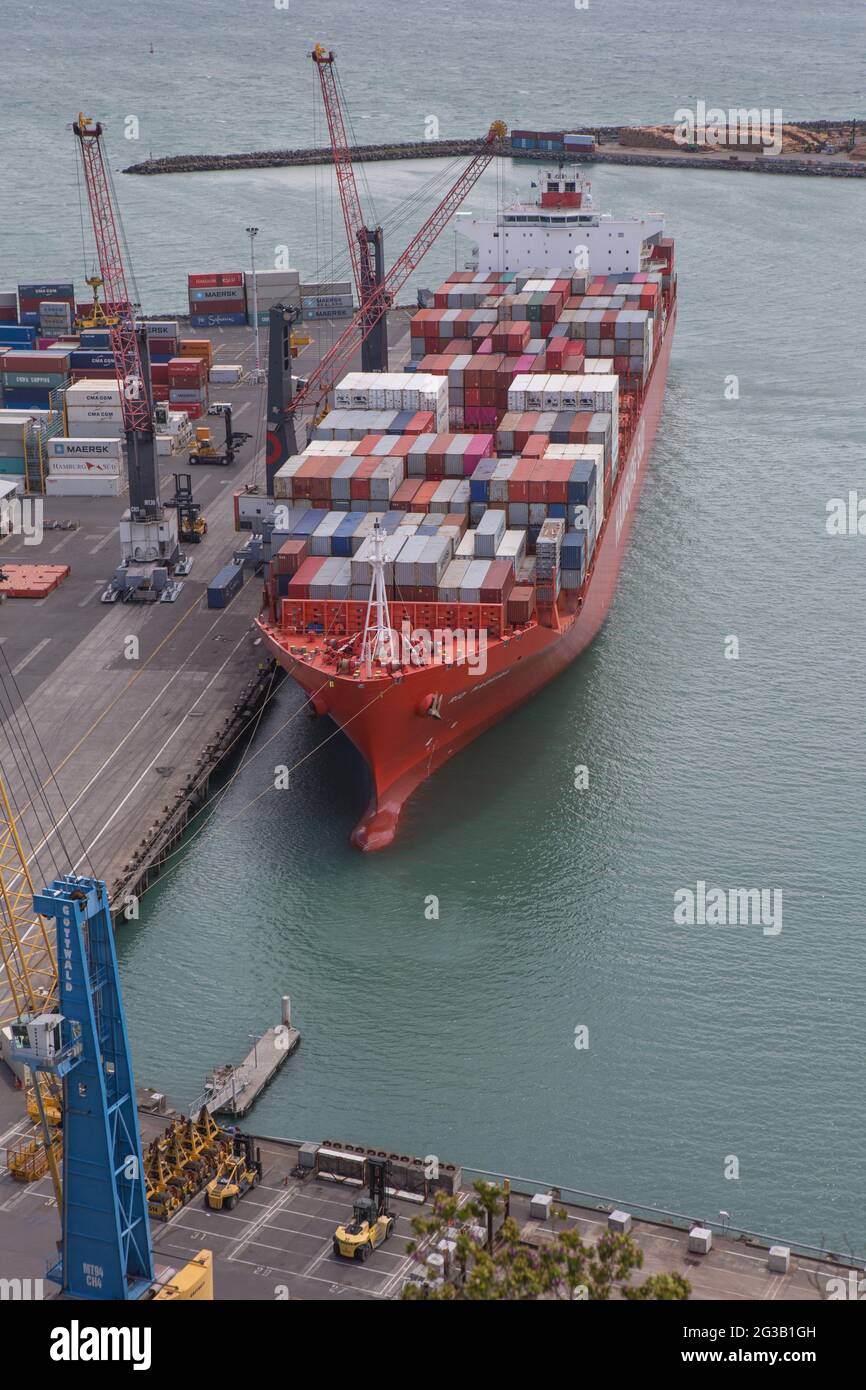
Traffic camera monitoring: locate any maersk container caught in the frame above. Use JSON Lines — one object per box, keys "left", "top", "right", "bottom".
{"left": 207, "top": 561, "right": 244, "bottom": 609}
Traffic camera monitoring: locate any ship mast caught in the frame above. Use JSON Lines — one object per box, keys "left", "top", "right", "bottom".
{"left": 360, "top": 521, "right": 397, "bottom": 676}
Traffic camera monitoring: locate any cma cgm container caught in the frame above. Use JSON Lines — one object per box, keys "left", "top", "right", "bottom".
{"left": 207, "top": 561, "right": 244, "bottom": 609}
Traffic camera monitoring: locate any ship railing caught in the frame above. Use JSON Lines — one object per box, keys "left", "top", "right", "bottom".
{"left": 462, "top": 1164, "right": 866, "bottom": 1272}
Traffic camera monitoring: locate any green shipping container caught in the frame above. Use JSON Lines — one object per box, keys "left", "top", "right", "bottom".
{"left": 2, "top": 372, "right": 65, "bottom": 389}
{"left": 0, "top": 458, "right": 26, "bottom": 474}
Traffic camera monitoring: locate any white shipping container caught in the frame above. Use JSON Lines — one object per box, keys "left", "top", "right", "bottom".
{"left": 66, "top": 405, "right": 124, "bottom": 423}
{"left": 45, "top": 473, "right": 122, "bottom": 497}
{"left": 209, "top": 364, "right": 243, "bottom": 384}
{"left": 65, "top": 381, "right": 121, "bottom": 407}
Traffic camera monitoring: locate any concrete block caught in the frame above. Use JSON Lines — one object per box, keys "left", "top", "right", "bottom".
{"left": 608, "top": 1209, "right": 632, "bottom": 1234}
{"left": 768, "top": 1245, "right": 790, "bottom": 1273}
{"left": 529, "top": 1192, "right": 553, "bottom": 1221}
{"left": 298, "top": 1141, "right": 318, "bottom": 1169}
{"left": 688, "top": 1226, "right": 713, "bottom": 1255}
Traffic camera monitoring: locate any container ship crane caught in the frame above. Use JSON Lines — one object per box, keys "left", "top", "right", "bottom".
{"left": 311, "top": 43, "right": 388, "bottom": 373}
{"left": 72, "top": 113, "right": 185, "bottom": 601}
{"left": 264, "top": 115, "right": 507, "bottom": 494}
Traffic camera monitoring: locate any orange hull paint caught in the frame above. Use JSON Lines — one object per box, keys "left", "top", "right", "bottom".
{"left": 259, "top": 302, "right": 676, "bottom": 849}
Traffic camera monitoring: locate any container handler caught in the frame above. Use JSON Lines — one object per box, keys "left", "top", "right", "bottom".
{"left": 333, "top": 1156, "right": 395, "bottom": 1260}
{"left": 188, "top": 403, "right": 251, "bottom": 466}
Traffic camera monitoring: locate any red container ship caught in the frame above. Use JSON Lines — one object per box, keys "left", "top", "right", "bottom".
{"left": 258, "top": 168, "right": 676, "bottom": 848}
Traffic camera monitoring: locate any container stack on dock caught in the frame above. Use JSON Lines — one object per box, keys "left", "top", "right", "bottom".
{"left": 0, "top": 271, "right": 229, "bottom": 496}
{"left": 64, "top": 380, "right": 124, "bottom": 440}
{"left": 44, "top": 436, "right": 123, "bottom": 497}
{"left": 0, "top": 348, "right": 70, "bottom": 408}
{"left": 17, "top": 281, "right": 75, "bottom": 330}
{"left": 167, "top": 341, "right": 212, "bottom": 420}
{"left": 300, "top": 281, "right": 354, "bottom": 319}
{"left": 251, "top": 268, "right": 301, "bottom": 325}
{"left": 188, "top": 272, "right": 247, "bottom": 328}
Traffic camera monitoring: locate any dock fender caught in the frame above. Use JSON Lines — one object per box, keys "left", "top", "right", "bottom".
{"left": 417, "top": 693, "right": 443, "bottom": 719}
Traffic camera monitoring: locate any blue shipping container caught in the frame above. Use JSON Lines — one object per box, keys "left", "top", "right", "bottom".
{"left": 0, "top": 326, "right": 34, "bottom": 343}
{"left": 70, "top": 351, "right": 115, "bottom": 369}
{"left": 207, "top": 561, "right": 244, "bottom": 609}
{"left": 190, "top": 312, "right": 247, "bottom": 328}
{"left": 18, "top": 282, "right": 74, "bottom": 298}
{"left": 1, "top": 388, "right": 51, "bottom": 407}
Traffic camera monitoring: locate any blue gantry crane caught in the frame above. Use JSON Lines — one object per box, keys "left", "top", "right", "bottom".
{"left": 11, "top": 875, "right": 154, "bottom": 1300}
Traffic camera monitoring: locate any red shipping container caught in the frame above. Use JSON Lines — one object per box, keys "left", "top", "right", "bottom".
{"left": 188, "top": 272, "right": 244, "bottom": 288}
{"left": 480, "top": 560, "right": 515, "bottom": 604}
{"left": 507, "top": 585, "right": 534, "bottom": 625}
{"left": 410, "top": 481, "right": 438, "bottom": 511}
{"left": 285, "top": 557, "right": 325, "bottom": 599}
{"left": 349, "top": 457, "right": 379, "bottom": 500}
{"left": 2, "top": 350, "right": 71, "bottom": 372}
{"left": 151, "top": 385, "right": 170, "bottom": 402}
{"left": 393, "top": 478, "right": 422, "bottom": 508}
{"left": 168, "top": 355, "right": 207, "bottom": 375}
{"left": 273, "top": 538, "right": 309, "bottom": 576}
{"left": 150, "top": 363, "right": 170, "bottom": 385}
{"left": 506, "top": 458, "right": 536, "bottom": 502}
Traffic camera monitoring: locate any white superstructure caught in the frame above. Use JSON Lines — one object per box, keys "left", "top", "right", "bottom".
{"left": 458, "top": 167, "right": 665, "bottom": 277}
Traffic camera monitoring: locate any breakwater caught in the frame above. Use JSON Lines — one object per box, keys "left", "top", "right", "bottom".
{"left": 124, "top": 119, "right": 865, "bottom": 178}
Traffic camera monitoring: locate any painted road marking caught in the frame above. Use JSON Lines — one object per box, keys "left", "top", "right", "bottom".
{"left": 11, "top": 637, "right": 51, "bottom": 675}
{"left": 89, "top": 531, "right": 116, "bottom": 554}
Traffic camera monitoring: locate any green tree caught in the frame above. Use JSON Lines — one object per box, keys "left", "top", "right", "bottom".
{"left": 402, "top": 1181, "right": 691, "bottom": 1301}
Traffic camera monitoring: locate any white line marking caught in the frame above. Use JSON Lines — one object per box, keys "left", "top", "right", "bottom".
{"left": 73, "top": 627, "right": 249, "bottom": 867}
{"left": 11, "top": 637, "right": 51, "bottom": 675}
{"left": 89, "top": 531, "right": 116, "bottom": 554}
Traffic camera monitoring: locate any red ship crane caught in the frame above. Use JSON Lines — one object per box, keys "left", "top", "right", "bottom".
{"left": 310, "top": 46, "right": 378, "bottom": 314}
{"left": 72, "top": 113, "right": 149, "bottom": 435}
{"left": 289, "top": 119, "right": 507, "bottom": 427}
{"left": 73, "top": 114, "right": 169, "bottom": 549}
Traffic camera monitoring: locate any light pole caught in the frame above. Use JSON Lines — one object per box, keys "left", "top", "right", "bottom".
{"left": 245, "top": 225, "right": 262, "bottom": 378}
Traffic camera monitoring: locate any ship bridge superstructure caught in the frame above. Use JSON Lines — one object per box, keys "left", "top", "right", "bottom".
{"left": 458, "top": 166, "right": 665, "bottom": 277}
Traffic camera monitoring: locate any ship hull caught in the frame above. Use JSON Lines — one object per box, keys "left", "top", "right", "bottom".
{"left": 261, "top": 301, "right": 676, "bottom": 849}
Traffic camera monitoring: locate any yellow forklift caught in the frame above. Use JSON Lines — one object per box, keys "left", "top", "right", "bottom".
{"left": 204, "top": 1134, "right": 262, "bottom": 1211}
{"left": 165, "top": 473, "right": 207, "bottom": 544}
{"left": 333, "top": 1156, "right": 395, "bottom": 1261}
